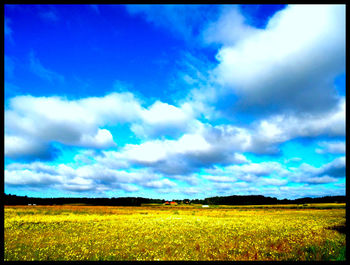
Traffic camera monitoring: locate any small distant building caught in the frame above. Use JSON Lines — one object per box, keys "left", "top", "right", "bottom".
{"left": 164, "top": 201, "right": 178, "bottom": 206}
{"left": 28, "top": 204, "right": 32, "bottom": 206}
{"left": 33, "top": 204, "right": 36, "bottom": 206}
{"left": 202, "top": 205, "right": 209, "bottom": 208}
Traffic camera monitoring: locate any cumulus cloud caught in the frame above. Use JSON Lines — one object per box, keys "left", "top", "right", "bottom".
{"left": 79, "top": 129, "right": 115, "bottom": 149}
{"left": 202, "top": 161, "right": 292, "bottom": 191}
{"left": 206, "top": 161, "right": 288, "bottom": 184}
{"left": 230, "top": 162, "right": 284, "bottom": 176}
{"left": 186, "top": 100, "right": 344, "bottom": 156}
{"left": 131, "top": 101, "right": 196, "bottom": 138}
{"left": 321, "top": 157, "right": 346, "bottom": 178}
{"left": 5, "top": 169, "right": 62, "bottom": 187}
{"left": 5, "top": 135, "right": 60, "bottom": 161}
{"left": 4, "top": 161, "right": 173, "bottom": 194}
{"left": 301, "top": 175, "right": 338, "bottom": 184}
{"left": 316, "top": 141, "right": 346, "bottom": 154}
{"left": 210, "top": 5, "right": 345, "bottom": 115}
{"left": 142, "top": 178, "right": 177, "bottom": 189}
{"left": 289, "top": 156, "right": 345, "bottom": 184}
{"left": 202, "top": 6, "right": 261, "bottom": 46}
{"left": 248, "top": 98, "right": 345, "bottom": 153}
{"left": 203, "top": 175, "right": 236, "bottom": 182}
{"left": 94, "top": 98, "right": 344, "bottom": 176}
{"left": 259, "top": 177, "right": 288, "bottom": 186}
{"left": 116, "top": 126, "right": 249, "bottom": 176}
{"left": 7, "top": 161, "right": 59, "bottom": 175}
{"left": 156, "top": 95, "right": 344, "bottom": 165}
{"left": 5, "top": 92, "right": 143, "bottom": 160}
{"left": 5, "top": 90, "right": 207, "bottom": 160}
{"left": 200, "top": 156, "right": 344, "bottom": 196}
{"left": 5, "top": 162, "right": 65, "bottom": 187}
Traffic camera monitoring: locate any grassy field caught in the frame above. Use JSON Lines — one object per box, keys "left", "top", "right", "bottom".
{"left": 4, "top": 204, "right": 346, "bottom": 261}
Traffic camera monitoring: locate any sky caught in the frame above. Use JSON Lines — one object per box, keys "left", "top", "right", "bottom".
{"left": 4, "top": 4, "right": 346, "bottom": 200}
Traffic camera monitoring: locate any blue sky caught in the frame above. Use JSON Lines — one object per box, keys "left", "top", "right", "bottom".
{"left": 4, "top": 4, "right": 346, "bottom": 200}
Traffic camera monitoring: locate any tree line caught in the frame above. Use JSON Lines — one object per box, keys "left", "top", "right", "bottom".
{"left": 3, "top": 193, "right": 346, "bottom": 206}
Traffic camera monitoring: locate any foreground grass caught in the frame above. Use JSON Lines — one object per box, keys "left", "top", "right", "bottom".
{"left": 4, "top": 204, "right": 346, "bottom": 261}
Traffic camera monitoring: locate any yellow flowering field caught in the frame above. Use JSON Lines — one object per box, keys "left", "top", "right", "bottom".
{"left": 4, "top": 204, "right": 346, "bottom": 261}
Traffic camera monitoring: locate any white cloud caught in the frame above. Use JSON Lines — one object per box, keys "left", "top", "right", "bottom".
{"left": 259, "top": 177, "right": 288, "bottom": 186}
{"left": 5, "top": 89, "right": 202, "bottom": 160}
{"left": 203, "top": 175, "right": 236, "bottom": 182}
{"left": 302, "top": 175, "right": 338, "bottom": 184}
{"left": 94, "top": 151, "right": 129, "bottom": 169}
{"left": 142, "top": 178, "right": 177, "bottom": 189}
{"left": 205, "top": 161, "right": 289, "bottom": 185}
{"left": 229, "top": 162, "right": 283, "bottom": 176}
{"left": 5, "top": 168, "right": 63, "bottom": 187}
{"left": 131, "top": 101, "right": 197, "bottom": 138}
{"left": 211, "top": 5, "right": 345, "bottom": 115}
{"left": 80, "top": 92, "right": 143, "bottom": 123}
{"left": 122, "top": 140, "right": 169, "bottom": 163}
{"left": 73, "top": 150, "right": 98, "bottom": 165}
{"left": 142, "top": 101, "right": 190, "bottom": 125}
{"left": 316, "top": 141, "right": 346, "bottom": 154}
{"left": 78, "top": 95, "right": 345, "bottom": 175}
{"left": 119, "top": 184, "right": 139, "bottom": 192}
{"left": 120, "top": 131, "right": 214, "bottom": 164}
{"left": 118, "top": 126, "right": 248, "bottom": 175}
{"left": 66, "top": 176, "right": 94, "bottom": 186}
{"left": 7, "top": 161, "right": 58, "bottom": 175}
{"left": 248, "top": 99, "right": 345, "bottom": 153}
{"left": 5, "top": 135, "right": 58, "bottom": 160}
{"left": 4, "top": 160, "right": 163, "bottom": 194}
{"left": 289, "top": 156, "right": 345, "bottom": 184}
{"left": 98, "top": 100, "right": 345, "bottom": 176}
{"left": 79, "top": 129, "right": 116, "bottom": 149}
{"left": 202, "top": 6, "right": 261, "bottom": 46}
{"left": 5, "top": 92, "right": 143, "bottom": 159}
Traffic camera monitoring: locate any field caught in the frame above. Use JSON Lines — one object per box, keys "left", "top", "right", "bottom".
{"left": 4, "top": 204, "right": 346, "bottom": 261}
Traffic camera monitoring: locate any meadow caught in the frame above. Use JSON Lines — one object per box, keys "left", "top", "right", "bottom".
{"left": 4, "top": 204, "right": 346, "bottom": 261}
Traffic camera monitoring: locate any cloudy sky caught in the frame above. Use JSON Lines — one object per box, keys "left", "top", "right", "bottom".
{"left": 4, "top": 4, "right": 346, "bottom": 200}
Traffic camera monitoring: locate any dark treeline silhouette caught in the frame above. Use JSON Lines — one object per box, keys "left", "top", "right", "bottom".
{"left": 3, "top": 193, "right": 346, "bottom": 206}
{"left": 3, "top": 194, "right": 164, "bottom": 206}
{"left": 190, "top": 195, "right": 346, "bottom": 205}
